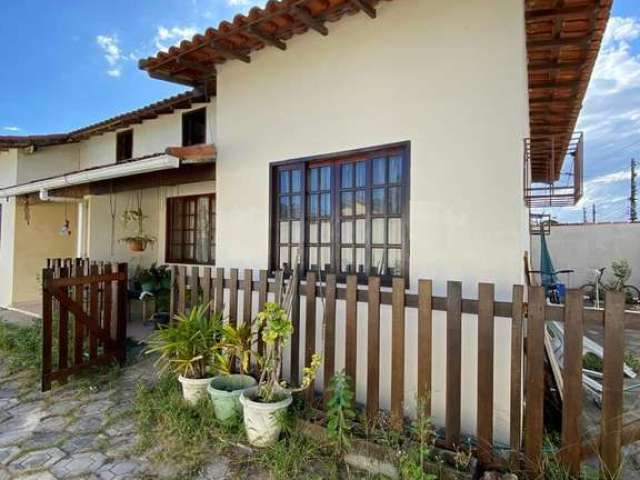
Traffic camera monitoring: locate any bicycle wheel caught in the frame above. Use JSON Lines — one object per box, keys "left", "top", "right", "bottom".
{"left": 580, "top": 283, "right": 603, "bottom": 307}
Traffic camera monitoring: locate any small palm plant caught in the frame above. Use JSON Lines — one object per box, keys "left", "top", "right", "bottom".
{"left": 217, "top": 322, "right": 255, "bottom": 376}
{"left": 145, "top": 304, "right": 222, "bottom": 403}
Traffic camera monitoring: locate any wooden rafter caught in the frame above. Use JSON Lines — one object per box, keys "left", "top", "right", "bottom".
{"left": 210, "top": 40, "right": 251, "bottom": 63}
{"left": 349, "top": 0, "right": 376, "bottom": 19}
{"left": 175, "top": 58, "right": 217, "bottom": 75}
{"left": 292, "top": 5, "right": 329, "bottom": 36}
{"left": 248, "top": 26, "right": 287, "bottom": 51}
{"left": 527, "top": 35, "right": 592, "bottom": 50}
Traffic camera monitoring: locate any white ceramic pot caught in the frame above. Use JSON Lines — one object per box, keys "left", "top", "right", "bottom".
{"left": 178, "top": 375, "right": 212, "bottom": 405}
{"left": 239, "top": 387, "right": 293, "bottom": 447}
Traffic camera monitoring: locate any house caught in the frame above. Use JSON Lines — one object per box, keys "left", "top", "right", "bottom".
{"left": 0, "top": 0, "right": 611, "bottom": 444}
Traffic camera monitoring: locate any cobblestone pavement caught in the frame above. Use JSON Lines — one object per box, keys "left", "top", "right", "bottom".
{"left": 0, "top": 357, "right": 234, "bottom": 480}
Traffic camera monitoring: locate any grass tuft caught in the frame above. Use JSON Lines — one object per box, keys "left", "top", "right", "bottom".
{"left": 0, "top": 319, "right": 42, "bottom": 374}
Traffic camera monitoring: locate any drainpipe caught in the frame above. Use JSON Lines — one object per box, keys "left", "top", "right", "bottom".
{"left": 76, "top": 201, "right": 87, "bottom": 258}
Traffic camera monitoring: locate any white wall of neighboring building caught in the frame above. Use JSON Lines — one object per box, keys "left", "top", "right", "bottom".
{"left": 531, "top": 223, "right": 640, "bottom": 288}
{"left": 0, "top": 150, "right": 19, "bottom": 307}
{"left": 216, "top": 0, "right": 529, "bottom": 443}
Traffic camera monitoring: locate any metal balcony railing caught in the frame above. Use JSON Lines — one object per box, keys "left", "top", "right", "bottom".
{"left": 524, "top": 132, "right": 583, "bottom": 208}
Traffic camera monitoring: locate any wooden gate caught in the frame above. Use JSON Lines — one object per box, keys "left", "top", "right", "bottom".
{"left": 41, "top": 258, "right": 128, "bottom": 391}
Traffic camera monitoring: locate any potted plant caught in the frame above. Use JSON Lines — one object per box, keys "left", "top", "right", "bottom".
{"left": 145, "top": 304, "right": 221, "bottom": 404}
{"left": 207, "top": 322, "right": 258, "bottom": 422}
{"left": 120, "top": 206, "right": 156, "bottom": 252}
{"left": 239, "top": 301, "right": 321, "bottom": 447}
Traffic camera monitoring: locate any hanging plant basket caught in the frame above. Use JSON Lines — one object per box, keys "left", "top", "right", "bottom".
{"left": 127, "top": 238, "right": 147, "bottom": 252}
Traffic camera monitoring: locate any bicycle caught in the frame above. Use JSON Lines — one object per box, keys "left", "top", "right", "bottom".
{"left": 580, "top": 267, "right": 640, "bottom": 308}
{"left": 529, "top": 269, "right": 574, "bottom": 304}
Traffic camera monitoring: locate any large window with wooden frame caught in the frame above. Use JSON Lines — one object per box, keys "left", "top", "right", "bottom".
{"left": 166, "top": 194, "right": 215, "bottom": 265}
{"left": 182, "top": 108, "right": 207, "bottom": 147}
{"left": 271, "top": 143, "right": 410, "bottom": 284}
{"left": 116, "top": 130, "right": 133, "bottom": 163}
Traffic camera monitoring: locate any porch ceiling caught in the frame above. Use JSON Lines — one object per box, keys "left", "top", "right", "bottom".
{"left": 139, "top": 0, "right": 612, "bottom": 184}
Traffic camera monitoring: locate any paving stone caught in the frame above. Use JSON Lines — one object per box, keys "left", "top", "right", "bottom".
{"left": 0, "top": 447, "right": 20, "bottom": 466}
{"left": 9, "top": 447, "right": 66, "bottom": 472}
{"left": 198, "top": 457, "right": 232, "bottom": 480}
{"left": 36, "top": 414, "right": 72, "bottom": 432}
{"left": 103, "top": 434, "right": 139, "bottom": 458}
{"left": 51, "top": 451, "right": 107, "bottom": 477}
{"left": 20, "top": 430, "right": 67, "bottom": 450}
{"left": 67, "top": 415, "right": 105, "bottom": 434}
{"left": 0, "top": 411, "right": 10, "bottom": 424}
{"left": 47, "top": 398, "right": 82, "bottom": 416}
{"left": 60, "top": 433, "right": 105, "bottom": 454}
{"left": 98, "top": 458, "right": 147, "bottom": 479}
{"left": 0, "top": 428, "right": 31, "bottom": 447}
{"left": 0, "top": 398, "right": 18, "bottom": 410}
{"left": 79, "top": 399, "right": 115, "bottom": 417}
{"left": 104, "top": 418, "right": 136, "bottom": 437}
{"left": 14, "top": 472, "right": 58, "bottom": 480}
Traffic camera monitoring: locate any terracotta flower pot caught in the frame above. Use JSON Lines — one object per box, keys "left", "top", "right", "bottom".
{"left": 127, "top": 238, "right": 146, "bottom": 252}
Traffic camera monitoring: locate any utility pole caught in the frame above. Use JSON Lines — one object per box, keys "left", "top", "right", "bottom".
{"left": 583, "top": 206, "right": 588, "bottom": 224}
{"left": 592, "top": 204, "right": 597, "bottom": 223}
{"left": 631, "top": 158, "right": 637, "bottom": 223}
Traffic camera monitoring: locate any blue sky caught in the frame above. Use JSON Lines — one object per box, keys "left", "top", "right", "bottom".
{"left": 0, "top": 1, "right": 638, "bottom": 223}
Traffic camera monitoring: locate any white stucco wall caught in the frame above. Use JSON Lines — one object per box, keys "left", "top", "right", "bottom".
{"left": 531, "top": 223, "right": 640, "bottom": 288}
{"left": 216, "top": 0, "right": 529, "bottom": 443}
{"left": 0, "top": 150, "right": 19, "bottom": 307}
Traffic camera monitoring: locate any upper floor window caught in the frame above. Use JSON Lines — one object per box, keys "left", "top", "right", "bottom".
{"left": 182, "top": 108, "right": 207, "bottom": 147}
{"left": 116, "top": 130, "right": 133, "bottom": 163}
{"left": 166, "top": 194, "right": 215, "bottom": 265}
{"left": 271, "top": 143, "right": 410, "bottom": 284}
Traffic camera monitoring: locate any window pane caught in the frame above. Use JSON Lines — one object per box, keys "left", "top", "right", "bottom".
{"left": 356, "top": 248, "right": 365, "bottom": 274}
{"left": 341, "top": 164, "right": 353, "bottom": 189}
{"left": 280, "top": 221, "right": 289, "bottom": 243}
{"left": 341, "top": 221, "right": 353, "bottom": 244}
{"left": 308, "top": 195, "right": 318, "bottom": 218}
{"left": 341, "top": 248, "right": 353, "bottom": 273}
{"left": 309, "top": 222, "right": 318, "bottom": 243}
{"left": 372, "top": 218, "right": 385, "bottom": 244}
{"left": 355, "top": 191, "right": 366, "bottom": 215}
{"left": 291, "top": 247, "right": 299, "bottom": 268}
{"left": 355, "top": 219, "right": 365, "bottom": 244}
{"left": 355, "top": 161, "right": 367, "bottom": 187}
{"left": 291, "top": 195, "right": 302, "bottom": 218}
{"left": 372, "top": 157, "right": 386, "bottom": 185}
{"left": 291, "top": 170, "right": 302, "bottom": 193}
{"left": 309, "top": 248, "right": 318, "bottom": 270}
{"left": 309, "top": 168, "right": 319, "bottom": 191}
{"left": 291, "top": 221, "right": 301, "bottom": 243}
{"left": 320, "top": 193, "right": 331, "bottom": 217}
{"left": 280, "top": 246, "right": 289, "bottom": 269}
{"left": 341, "top": 192, "right": 353, "bottom": 217}
{"left": 320, "top": 167, "right": 331, "bottom": 190}
{"left": 388, "top": 218, "right": 402, "bottom": 245}
{"left": 184, "top": 245, "right": 195, "bottom": 260}
{"left": 372, "top": 189, "right": 385, "bottom": 215}
{"left": 388, "top": 187, "right": 401, "bottom": 215}
{"left": 279, "top": 196, "right": 290, "bottom": 219}
{"left": 280, "top": 170, "right": 290, "bottom": 193}
{"left": 371, "top": 248, "right": 385, "bottom": 275}
{"left": 389, "top": 156, "right": 402, "bottom": 183}
{"left": 321, "top": 221, "right": 331, "bottom": 243}
{"left": 320, "top": 247, "right": 331, "bottom": 271}
{"left": 388, "top": 249, "right": 402, "bottom": 276}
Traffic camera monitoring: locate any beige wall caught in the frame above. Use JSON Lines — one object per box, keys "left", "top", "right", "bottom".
{"left": 216, "top": 0, "right": 529, "bottom": 443}
{"left": 531, "top": 223, "right": 640, "bottom": 288}
{"left": 0, "top": 150, "right": 19, "bottom": 306}
{"left": 12, "top": 202, "right": 77, "bottom": 303}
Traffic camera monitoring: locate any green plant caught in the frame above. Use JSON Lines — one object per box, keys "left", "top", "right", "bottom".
{"left": 607, "top": 260, "right": 632, "bottom": 291}
{"left": 398, "top": 396, "right": 437, "bottom": 480}
{"left": 326, "top": 370, "right": 356, "bottom": 458}
{"left": 255, "top": 301, "right": 321, "bottom": 402}
{"left": 217, "top": 322, "right": 256, "bottom": 376}
{"left": 625, "top": 351, "right": 640, "bottom": 374}
{"left": 583, "top": 352, "right": 603, "bottom": 372}
{"left": 452, "top": 444, "right": 472, "bottom": 472}
{"left": 256, "top": 432, "right": 321, "bottom": 480}
{"left": 119, "top": 205, "right": 156, "bottom": 248}
{"left": 145, "top": 304, "right": 222, "bottom": 379}
{"left": 0, "top": 320, "right": 42, "bottom": 374}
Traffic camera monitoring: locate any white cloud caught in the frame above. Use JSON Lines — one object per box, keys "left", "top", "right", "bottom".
{"left": 96, "top": 34, "right": 127, "bottom": 78}
{"left": 154, "top": 26, "right": 199, "bottom": 52}
{"left": 2, "top": 126, "right": 21, "bottom": 132}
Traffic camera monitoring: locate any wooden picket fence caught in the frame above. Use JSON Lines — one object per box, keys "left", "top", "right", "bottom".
{"left": 169, "top": 265, "right": 640, "bottom": 477}
{"left": 41, "top": 258, "right": 128, "bottom": 391}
